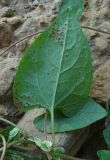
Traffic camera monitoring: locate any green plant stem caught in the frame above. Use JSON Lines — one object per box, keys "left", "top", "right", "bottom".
{"left": 46, "top": 153, "right": 51, "bottom": 160}
{"left": 61, "top": 153, "right": 87, "bottom": 160}
{"left": 0, "top": 27, "right": 110, "bottom": 57}
{"left": 51, "top": 110, "right": 55, "bottom": 146}
{"left": 0, "top": 134, "right": 7, "bottom": 160}
{"left": 0, "top": 139, "right": 25, "bottom": 152}
{"left": 0, "top": 117, "right": 18, "bottom": 128}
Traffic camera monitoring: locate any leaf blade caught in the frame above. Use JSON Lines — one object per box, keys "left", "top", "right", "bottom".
{"left": 34, "top": 99, "right": 107, "bottom": 133}
{"left": 97, "top": 150, "right": 110, "bottom": 160}
{"left": 13, "top": 2, "right": 92, "bottom": 114}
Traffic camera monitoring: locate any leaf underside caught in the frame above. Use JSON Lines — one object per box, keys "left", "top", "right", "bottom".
{"left": 13, "top": 0, "right": 92, "bottom": 112}
{"left": 6, "top": 149, "right": 42, "bottom": 160}
{"left": 13, "top": 0, "right": 107, "bottom": 132}
{"left": 97, "top": 150, "right": 110, "bottom": 160}
{"left": 103, "top": 124, "right": 110, "bottom": 148}
{"left": 34, "top": 99, "right": 107, "bottom": 133}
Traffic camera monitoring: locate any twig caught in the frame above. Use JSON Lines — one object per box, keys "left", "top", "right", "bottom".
{"left": 81, "top": 26, "right": 110, "bottom": 35}
{"left": 0, "top": 31, "right": 42, "bottom": 56}
{"left": 0, "top": 134, "right": 7, "bottom": 160}
{"left": 0, "top": 27, "right": 110, "bottom": 57}
{"left": 0, "top": 117, "right": 18, "bottom": 128}
{"left": 61, "top": 153, "right": 87, "bottom": 160}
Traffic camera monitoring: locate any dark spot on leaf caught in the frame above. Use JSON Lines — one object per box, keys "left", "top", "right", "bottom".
{"left": 58, "top": 37, "right": 61, "bottom": 41}
{"left": 50, "top": 28, "right": 62, "bottom": 40}
{"left": 15, "top": 102, "right": 22, "bottom": 109}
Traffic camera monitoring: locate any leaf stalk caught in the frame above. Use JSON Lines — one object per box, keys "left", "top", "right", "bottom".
{"left": 51, "top": 110, "right": 55, "bottom": 146}
{"left": 0, "top": 117, "right": 18, "bottom": 128}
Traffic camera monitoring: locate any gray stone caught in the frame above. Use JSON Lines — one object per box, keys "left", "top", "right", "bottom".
{"left": 0, "top": 22, "right": 13, "bottom": 48}
{"left": 0, "top": 57, "right": 19, "bottom": 96}
{"left": 95, "top": 37, "right": 108, "bottom": 52}
{"left": 18, "top": 109, "right": 89, "bottom": 155}
{"left": 6, "top": 16, "right": 23, "bottom": 29}
{"left": 0, "top": 0, "right": 10, "bottom": 6}
{"left": 91, "top": 60, "right": 110, "bottom": 103}
{"left": 81, "top": 0, "right": 110, "bottom": 104}
{"left": 100, "top": 22, "right": 110, "bottom": 32}
{"left": 0, "top": 101, "right": 18, "bottom": 117}
{"left": 0, "top": 7, "right": 14, "bottom": 17}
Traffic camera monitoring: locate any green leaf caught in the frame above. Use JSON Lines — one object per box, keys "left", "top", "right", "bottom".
{"left": 97, "top": 150, "right": 110, "bottom": 160}
{"left": 5, "top": 149, "right": 43, "bottom": 160}
{"left": 13, "top": 0, "right": 107, "bottom": 132}
{"left": 34, "top": 99, "right": 107, "bottom": 133}
{"left": 59, "top": 0, "right": 84, "bottom": 19}
{"left": 28, "top": 137, "right": 52, "bottom": 152}
{"left": 53, "top": 147, "right": 65, "bottom": 154}
{"left": 56, "top": 95, "right": 90, "bottom": 117}
{"left": 103, "top": 124, "right": 110, "bottom": 148}
{"left": 53, "top": 156, "right": 63, "bottom": 160}
{"left": 8, "top": 127, "right": 20, "bottom": 141}
{"left": 52, "top": 147, "right": 65, "bottom": 159}
{"left": 13, "top": 0, "right": 92, "bottom": 115}
{"left": 35, "top": 139, "right": 52, "bottom": 152}
{"left": 0, "top": 126, "right": 14, "bottom": 141}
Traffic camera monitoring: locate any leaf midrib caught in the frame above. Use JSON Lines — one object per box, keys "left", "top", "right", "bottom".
{"left": 51, "top": 11, "right": 70, "bottom": 111}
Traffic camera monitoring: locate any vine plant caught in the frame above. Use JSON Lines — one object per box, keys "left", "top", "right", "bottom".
{"left": 0, "top": 0, "right": 108, "bottom": 160}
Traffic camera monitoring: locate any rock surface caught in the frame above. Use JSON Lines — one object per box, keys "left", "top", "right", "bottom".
{"left": 0, "top": 0, "right": 110, "bottom": 157}
{"left": 0, "top": 7, "right": 14, "bottom": 17}
{"left": 91, "top": 60, "right": 110, "bottom": 103}
{"left": 0, "top": 57, "right": 19, "bottom": 97}
{"left": 0, "top": 22, "right": 13, "bottom": 48}
{"left": 18, "top": 108, "right": 89, "bottom": 155}
{"left": 6, "top": 16, "right": 23, "bottom": 29}
{"left": 81, "top": 0, "right": 110, "bottom": 103}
